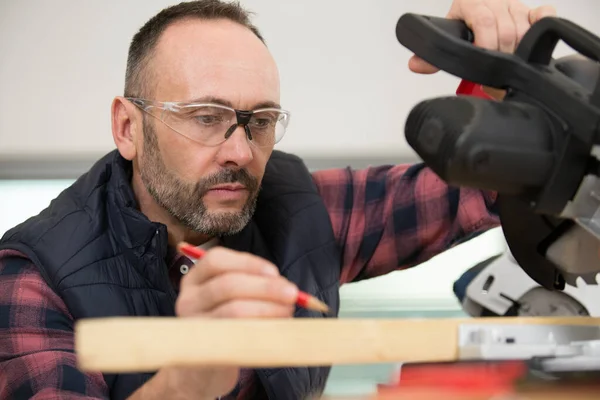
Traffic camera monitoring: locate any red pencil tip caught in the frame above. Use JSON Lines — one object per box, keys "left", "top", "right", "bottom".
{"left": 177, "top": 242, "right": 206, "bottom": 260}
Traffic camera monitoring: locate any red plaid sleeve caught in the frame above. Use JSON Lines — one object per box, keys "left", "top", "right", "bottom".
{"left": 312, "top": 163, "right": 500, "bottom": 284}
{"left": 0, "top": 249, "right": 108, "bottom": 399}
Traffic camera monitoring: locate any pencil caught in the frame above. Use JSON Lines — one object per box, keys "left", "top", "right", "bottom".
{"left": 176, "top": 242, "right": 330, "bottom": 314}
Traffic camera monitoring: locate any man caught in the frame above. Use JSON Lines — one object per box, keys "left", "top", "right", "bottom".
{"left": 0, "top": 0, "right": 556, "bottom": 399}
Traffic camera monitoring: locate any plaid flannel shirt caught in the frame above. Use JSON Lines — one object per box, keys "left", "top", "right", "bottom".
{"left": 0, "top": 163, "right": 499, "bottom": 399}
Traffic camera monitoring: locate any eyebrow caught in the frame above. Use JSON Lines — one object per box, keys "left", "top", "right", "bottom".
{"left": 186, "top": 96, "right": 282, "bottom": 110}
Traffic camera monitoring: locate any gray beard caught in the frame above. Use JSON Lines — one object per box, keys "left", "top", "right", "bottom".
{"left": 138, "top": 118, "right": 259, "bottom": 236}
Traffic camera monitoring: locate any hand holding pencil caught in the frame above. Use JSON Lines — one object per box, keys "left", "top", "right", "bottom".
{"left": 176, "top": 242, "right": 329, "bottom": 319}
{"left": 126, "top": 243, "right": 328, "bottom": 399}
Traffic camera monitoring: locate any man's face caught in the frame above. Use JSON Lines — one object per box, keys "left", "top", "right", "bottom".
{"left": 136, "top": 19, "right": 280, "bottom": 236}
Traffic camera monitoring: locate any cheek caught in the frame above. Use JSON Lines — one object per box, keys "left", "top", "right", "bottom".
{"left": 150, "top": 123, "right": 274, "bottom": 183}
{"left": 153, "top": 125, "right": 217, "bottom": 181}
{"left": 248, "top": 147, "right": 272, "bottom": 181}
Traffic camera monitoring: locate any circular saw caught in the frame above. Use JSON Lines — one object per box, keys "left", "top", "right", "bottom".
{"left": 396, "top": 14, "right": 600, "bottom": 289}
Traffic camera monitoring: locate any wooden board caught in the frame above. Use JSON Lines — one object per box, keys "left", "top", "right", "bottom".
{"left": 74, "top": 316, "right": 600, "bottom": 373}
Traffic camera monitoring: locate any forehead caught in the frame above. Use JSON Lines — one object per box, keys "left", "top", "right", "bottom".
{"left": 151, "top": 18, "right": 280, "bottom": 107}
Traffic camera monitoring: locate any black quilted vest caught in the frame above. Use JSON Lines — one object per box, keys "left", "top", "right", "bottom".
{"left": 0, "top": 150, "right": 341, "bottom": 400}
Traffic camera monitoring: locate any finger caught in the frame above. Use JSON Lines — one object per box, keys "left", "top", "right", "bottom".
{"left": 482, "top": 86, "right": 507, "bottom": 100}
{"left": 206, "top": 274, "right": 299, "bottom": 307}
{"left": 412, "top": 0, "right": 471, "bottom": 75}
{"left": 508, "top": 0, "right": 531, "bottom": 44}
{"left": 529, "top": 5, "right": 557, "bottom": 24}
{"left": 462, "top": 2, "right": 499, "bottom": 51}
{"left": 408, "top": 55, "right": 440, "bottom": 74}
{"left": 486, "top": 0, "right": 518, "bottom": 53}
{"left": 210, "top": 300, "right": 295, "bottom": 319}
{"left": 177, "top": 273, "right": 298, "bottom": 315}
{"left": 180, "top": 247, "right": 279, "bottom": 288}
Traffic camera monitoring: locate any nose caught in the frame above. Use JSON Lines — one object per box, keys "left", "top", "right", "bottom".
{"left": 215, "top": 125, "right": 254, "bottom": 168}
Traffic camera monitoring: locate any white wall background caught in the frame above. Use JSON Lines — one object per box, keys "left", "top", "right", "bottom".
{"left": 1, "top": 0, "right": 599, "bottom": 160}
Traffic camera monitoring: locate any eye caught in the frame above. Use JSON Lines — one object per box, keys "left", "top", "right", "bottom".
{"left": 252, "top": 117, "right": 274, "bottom": 128}
{"left": 194, "top": 114, "right": 224, "bottom": 125}
{"left": 250, "top": 112, "right": 280, "bottom": 129}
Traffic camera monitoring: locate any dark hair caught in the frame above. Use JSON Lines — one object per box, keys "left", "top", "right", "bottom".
{"left": 124, "top": 0, "right": 264, "bottom": 98}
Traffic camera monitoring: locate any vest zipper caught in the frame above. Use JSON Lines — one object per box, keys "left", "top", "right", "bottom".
{"left": 154, "top": 226, "right": 177, "bottom": 306}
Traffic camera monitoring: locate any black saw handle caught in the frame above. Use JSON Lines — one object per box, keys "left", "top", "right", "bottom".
{"left": 396, "top": 13, "right": 600, "bottom": 104}
{"left": 395, "top": 13, "right": 511, "bottom": 89}
{"left": 399, "top": 14, "right": 474, "bottom": 43}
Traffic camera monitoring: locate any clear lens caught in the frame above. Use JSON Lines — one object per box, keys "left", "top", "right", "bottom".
{"left": 248, "top": 109, "right": 289, "bottom": 147}
{"left": 163, "top": 105, "right": 236, "bottom": 146}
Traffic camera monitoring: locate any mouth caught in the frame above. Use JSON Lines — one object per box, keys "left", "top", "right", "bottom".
{"left": 205, "top": 183, "right": 249, "bottom": 203}
{"left": 208, "top": 183, "right": 247, "bottom": 191}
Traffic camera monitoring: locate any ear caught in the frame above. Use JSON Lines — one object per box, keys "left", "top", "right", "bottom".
{"left": 111, "top": 97, "right": 140, "bottom": 161}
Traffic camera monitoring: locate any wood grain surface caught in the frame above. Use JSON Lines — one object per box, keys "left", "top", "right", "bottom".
{"left": 74, "top": 316, "right": 600, "bottom": 373}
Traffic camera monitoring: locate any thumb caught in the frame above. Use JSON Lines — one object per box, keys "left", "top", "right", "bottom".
{"left": 529, "top": 5, "right": 557, "bottom": 24}
{"left": 409, "top": 55, "right": 440, "bottom": 74}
